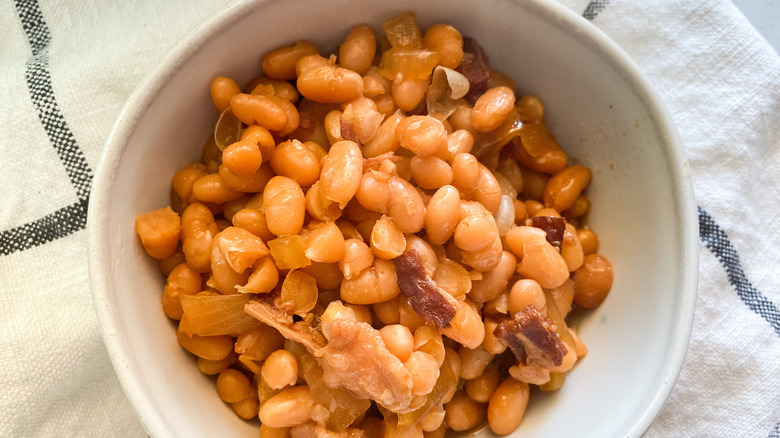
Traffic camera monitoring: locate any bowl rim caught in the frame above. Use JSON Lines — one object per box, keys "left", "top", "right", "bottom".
{"left": 87, "top": 0, "right": 699, "bottom": 436}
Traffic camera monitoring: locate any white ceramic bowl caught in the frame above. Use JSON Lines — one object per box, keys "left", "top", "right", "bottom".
{"left": 88, "top": 0, "right": 698, "bottom": 436}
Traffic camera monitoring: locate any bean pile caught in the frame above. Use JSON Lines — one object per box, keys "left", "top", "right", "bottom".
{"left": 134, "top": 11, "right": 614, "bottom": 438}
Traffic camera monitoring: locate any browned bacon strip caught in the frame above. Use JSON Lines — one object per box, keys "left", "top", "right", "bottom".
{"left": 493, "top": 306, "right": 567, "bottom": 367}
{"left": 244, "top": 298, "right": 324, "bottom": 350}
{"left": 457, "top": 37, "right": 491, "bottom": 104}
{"left": 530, "top": 216, "right": 566, "bottom": 248}
{"left": 393, "top": 250, "right": 457, "bottom": 329}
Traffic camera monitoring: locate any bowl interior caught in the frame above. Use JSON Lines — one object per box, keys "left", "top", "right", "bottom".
{"left": 89, "top": 0, "right": 697, "bottom": 436}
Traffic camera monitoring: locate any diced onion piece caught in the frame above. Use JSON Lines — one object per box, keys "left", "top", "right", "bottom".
{"left": 214, "top": 108, "right": 243, "bottom": 151}
{"left": 380, "top": 48, "right": 439, "bottom": 81}
{"left": 426, "top": 66, "right": 470, "bottom": 120}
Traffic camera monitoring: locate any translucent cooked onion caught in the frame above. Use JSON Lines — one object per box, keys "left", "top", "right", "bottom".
{"left": 494, "top": 194, "right": 516, "bottom": 236}
{"left": 214, "top": 107, "right": 243, "bottom": 151}
{"left": 471, "top": 108, "right": 522, "bottom": 158}
{"left": 426, "top": 66, "right": 470, "bottom": 120}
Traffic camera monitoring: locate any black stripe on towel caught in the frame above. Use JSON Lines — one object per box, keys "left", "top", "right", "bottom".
{"left": 699, "top": 207, "right": 780, "bottom": 337}
{"left": 583, "top": 0, "right": 611, "bottom": 20}
{"left": 769, "top": 421, "right": 779, "bottom": 438}
{"left": 3, "top": 0, "right": 94, "bottom": 256}
{"left": 0, "top": 200, "right": 88, "bottom": 256}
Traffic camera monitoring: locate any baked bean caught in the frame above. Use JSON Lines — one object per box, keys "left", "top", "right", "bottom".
{"left": 230, "top": 93, "right": 287, "bottom": 131}
{"left": 533, "top": 207, "right": 560, "bottom": 218}
{"left": 172, "top": 165, "right": 208, "bottom": 205}
{"left": 217, "top": 368, "right": 252, "bottom": 403}
{"left": 424, "top": 185, "right": 460, "bottom": 245}
{"left": 159, "top": 251, "right": 186, "bottom": 276}
{"left": 161, "top": 263, "right": 202, "bottom": 320}
{"left": 258, "top": 424, "right": 290, "bottom": 438}
{"left": 562, "top": 194, "right": 590, "bottom": 219}
{"left": 181, "top": 203, "right": 218, "bottom": 273}
{"left": 339, "top": 238, "right": 374, "bottom": 280}
{"left": 193, "top": 174, "right": 244, "bottom": 205}
{"left": 471, "top": 86, "right": 516, "bottom": 133}
{"left": 197, "top": 352, "right": 236, "bottom": 375}
{"left": 459, "top": 345, "right": 494, "bottom": 379}
{"left": 345, "top": 303, "right": 373, "bottom": 325}
{"left": 370, "top": 215, "right": 406, "bottom": 260}
{"left": 304, "top": 181, "right": 342, "bottom": 223}
{"left": 303, "top": 221, "right": 345, "bottom": 263}
{"left": 396, "top": 115, "right": 447, "bottom": 157}
{"left": 135, "top": 206, "right": 180, "bottom": 259}
{"left": 240, "top": 125, "right": 276, "bottom": 162}
{"left": 544, "top": 165, "right": 592, "bottom": 212}
{"left": 238, "top": 256, "right": 279, "bottom": 294}
{"left": 386, "top": 176, "right": 426, "bottom": 234}
{"left": 487, "top": 70, "right": 517, "bottom": 94}
{"left": 210, "top": 76, "right": 241, "bottom": 113}
{"left": 262, "top": 40, "right": 319, "bottom": 80}
{"left": 423, "top": 24, "right": 463, "bottom": 69}
{"left": 232, "top": 208, "right": 274, "bottom": 242}
{"left": 449, "top": 104, "right": 477, "bottom": 135}
{"left": 577, "top": 228, "right": 599, "bottom": 256}
{"left": 232, "top": 397, "right": 259, "bottom": 420}
{"left": 363, "top": 111, "right": 403, "bottom": 157}
{"left": 301, "top": 261, "right": 343, "bottom": 291}
{"left": 258, "top": 385, "right": 316, "bottom": 428}
{"left": 454, "top": 201, "right": 498, "bottom": 253}
{"left": 432, "top": 259, "right": 471, "bottom": 299}
{"left": 339, "top": 24, "right": 376, "bottom": 75}
{"left": 269, "top": 95, "right": 300, "bottom": 136}
{"left": 320, "top": 140, "right": 363, "bottom": 208}
{"left": 398, "top": 296, "right": 427, "bottom": 332}
{"left": 373, "top": 93, "right": 397, "bottom": 118}
{"left": 262, "top": 349, "right": 298, "bottom": 389}
{"left": 487, "top": 377, "right": 529, "bottom": 435}
{"left": 392, "top": 78, "right": 429, "bottom": 112}
{"left": 413, "top": 326, "right": 446, "bottom": 366}
{"left": 561, "top": 223, "right": 584, "bottom": 271}
{"left": 508, "top": 279, "right": 546, "bottom": 316}
{"left": 419, "top": 405, "right": 446, "bottom": 432}
{"left": 362, "top": 66, "right": 390, "bottom": 98}
{"left": 280, "top": 270, "right": 318, "bottom": 316}
{"left": 215, "top": 226, "right": 269, "bottom": 273}
{"left": 440, "top": 299, "right": 485, "bottom": 349}
{"left": 468, "top": 251, "right": 516, "bottom": 303}
{"left": 410, "top": 155, "right": 453, "bottom": 189}
{"left": 252, "top": 77, "right": 300, "bottom": 103}
{"left": 210, "top": 235, "right": 251, "bottom": 294}
{"left": 573, "top": 254, "right": 613, "bottom": 309}
{"left": 379, "top": 324, "right": 414, "bottom": 362}
{"left": 465, "top": 366, "right": 500, "bottom": 403}
{"left": 373, "top": 295, "right": 401, "bottom": 325}
{"left": 482, "top": 317, "right": 508, "bottom": 354}
{"left": 521, "top": 168, "right": 549, "bottom": 202}
{"left": 474, "top": 164, "right": 502, "bottom": 214}
{"left": 549, "top": 278, "right": 575, "bottom": 317}
{"left": 405, "top": 351, "right": 439, "bottom": 395}
{"left": 444, "top": 390, "right": 486, "bottom": 432}
{"left": 506, "top": 226, "right": 569, "bottom": 288}
{"left": 341, "top": 97, "right": 383, "bottom": 144}
{"left": 518, "top": 95, "right": 544, "bottom": 122}
{"left": 340, "top": 259, "right": 400, "bottom": 305}
{"left": 451, "top": 153, "right": 480, "bottom": 196}
{"left": 524, "top": 199, "right": 544, "bottom": 217}
{"left": 356, "top": 171, "right": 391, "bottom": 214}
{"left": 440, "top": 129, "right": 474, "bottom": 162}
{"left": 404, "top": 235, "right": 439, "bottom": 276}
{"left": 458, "top": 233, "right": 504, "bottom": 273}
{"left": 297, "top": 65, "right": 364, "bottom": 103}
{"left": 263, "top": 176, "right": 305, "bottom": 236}
{"left": 176, "top": 326, "right": 233, "bottom": 360}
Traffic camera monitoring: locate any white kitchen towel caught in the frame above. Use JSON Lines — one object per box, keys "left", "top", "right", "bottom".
{"left": 0, "top": 0, "right": 777, "bottom": 437}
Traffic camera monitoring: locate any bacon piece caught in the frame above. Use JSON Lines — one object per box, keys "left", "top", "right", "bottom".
{"left": 530, "top": 216, "right": 566, "bottom": 248}
{"left": 340, "top": 117, "right": 359, "bottom": 143}
{"left": 493, "top": 306, "right": 567, "bottom": 368}
{"left": 393, "top": 250, "right": 457, "bottom": 328}
{"left": 315, "top": 303, "right": 415, "bottom": 413}
{"left": 244, "top": 298, "right": 324, "bottom": 350}
{"left": 456, "top": 38, "right": 491, "bottom": 104}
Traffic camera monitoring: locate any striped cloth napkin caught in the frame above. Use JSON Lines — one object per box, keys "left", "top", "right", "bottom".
{"left": 0, "top": 0, "right": 777, "bottom": 436}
